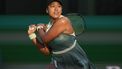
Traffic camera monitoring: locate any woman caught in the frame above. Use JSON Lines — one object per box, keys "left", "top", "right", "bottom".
{"left": 28, "top": 0, "right": 96, "bottom": 69}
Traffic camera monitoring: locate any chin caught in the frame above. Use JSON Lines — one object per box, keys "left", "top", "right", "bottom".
{"left": 53, "top": 15, "right": 60, "bottom": 19}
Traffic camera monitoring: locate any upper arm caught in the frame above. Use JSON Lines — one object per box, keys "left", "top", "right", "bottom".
{"left": 43, "top": 18, "right": 68, "bottom": 43}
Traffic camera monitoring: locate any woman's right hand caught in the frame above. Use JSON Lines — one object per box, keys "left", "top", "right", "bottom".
{"left": 28, "top": 24, "right": 37, "bottom": 35}
{"left": 37, "top": 24, "right": 47, "bottom": 31}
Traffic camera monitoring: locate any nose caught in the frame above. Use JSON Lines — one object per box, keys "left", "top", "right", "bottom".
{"left": 54, "top": 6, "right": 58, "bottom": 11}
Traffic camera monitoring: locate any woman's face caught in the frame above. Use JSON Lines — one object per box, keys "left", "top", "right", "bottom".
{"left": 47, "top": 1, "right": 62, "bottom": 19}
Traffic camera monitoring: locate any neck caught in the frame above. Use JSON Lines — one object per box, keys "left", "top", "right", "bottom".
{"left": 50, "top": 15, "right": 63, "bottom": 24}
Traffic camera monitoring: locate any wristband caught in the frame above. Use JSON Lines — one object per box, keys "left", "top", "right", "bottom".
{"left": 29, "top": 33, "right": 36, "bottom": 40}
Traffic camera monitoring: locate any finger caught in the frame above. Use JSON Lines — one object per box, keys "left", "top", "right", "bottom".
{"left": 29, "top": 26, "right": 36, "bottom": 30}
{"left": 29, "top": 24, "right": 36, "bottom": 28}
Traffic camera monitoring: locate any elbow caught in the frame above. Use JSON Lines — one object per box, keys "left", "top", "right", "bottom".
{"left": 39, "top": 47, "right": 50, "bottom": 55}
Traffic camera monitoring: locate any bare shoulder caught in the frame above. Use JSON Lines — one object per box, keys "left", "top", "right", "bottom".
{"left": 56, "top": 15, "right": 74, "bottom": 34}
{"left": 56, "top": 16, "right": 71, "bottom": 25}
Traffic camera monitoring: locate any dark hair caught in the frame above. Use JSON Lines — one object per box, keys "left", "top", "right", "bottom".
{"left": 47, "top": 0, "right": 63, "bottom": 6}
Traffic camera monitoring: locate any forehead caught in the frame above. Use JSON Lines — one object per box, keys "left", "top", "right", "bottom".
{"left": 48, "top": 1, "right": 62, "bottom": 6}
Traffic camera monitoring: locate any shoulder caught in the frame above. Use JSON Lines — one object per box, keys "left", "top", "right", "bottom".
{"left": 56, "top": 15, "right": 71, "bottom": 25}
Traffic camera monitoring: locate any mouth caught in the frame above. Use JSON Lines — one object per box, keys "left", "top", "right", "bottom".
{"left": 53, "top": 12, "right": 60, "bottom": 17}
{"left": 54, "top": 11, "right": 59, "bottom": 15}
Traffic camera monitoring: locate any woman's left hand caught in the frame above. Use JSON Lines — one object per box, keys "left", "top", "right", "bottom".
{"left": 28, "top": 24, "right": 37, "bottom": 35}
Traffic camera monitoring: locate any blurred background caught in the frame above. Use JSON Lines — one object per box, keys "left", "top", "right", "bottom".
{"left": 0, "top": 0, "right": 122, "bottom": 69}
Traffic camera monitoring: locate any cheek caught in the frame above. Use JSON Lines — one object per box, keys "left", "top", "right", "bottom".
{"left": 59, "top": 9, "right": 62, "bottom": 14}
{"left": 59, "top": 8, "right": 62, "bottom": 12}
{"left": 48, "top": 10, "right": 54, "bottom": 16}
{"left": 49, "top": 8, "right": 54, "bottom": 12}
{"left": 48, "top": 9, "right": 53, "bottom": 14}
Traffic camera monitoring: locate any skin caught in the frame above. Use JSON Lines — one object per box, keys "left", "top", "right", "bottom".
{"left": 28, "top": 1, "right": 74, "bottom": 55}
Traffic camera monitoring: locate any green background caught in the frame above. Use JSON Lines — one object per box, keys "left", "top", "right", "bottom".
{"left": 0, "top": 15, "right": 122, "bottom": 65}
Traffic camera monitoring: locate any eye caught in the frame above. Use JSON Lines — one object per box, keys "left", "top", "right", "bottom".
{"left": 50, "top": 5, "right": 55, "bottom": 7}
{"left": 58, "top": 5, "right": 61, "bottom": 8}
{"left": 49, "top": 4, "right": 55, "bottom": 7}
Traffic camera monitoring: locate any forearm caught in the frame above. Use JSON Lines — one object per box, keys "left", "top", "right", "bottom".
{"left": 28, "top": 32, "right": 50, "bottom": 55}
{"left": 38, "top": 29, "right": 48, "bottom": 43}
{"left": 32, "top": 38, "right": 50, "bottom": 55}
{"left": 28, "top": 24, "right": 50, "bottom": 55}
{"left": 32, "top": 38, "right": 43, "bottom": 48}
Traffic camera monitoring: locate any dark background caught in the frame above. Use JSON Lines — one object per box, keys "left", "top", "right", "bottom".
{"left": 0, "top": 0, "right": 122, "bottom": 15}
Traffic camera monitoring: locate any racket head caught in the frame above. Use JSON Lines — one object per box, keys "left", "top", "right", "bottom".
{"left": 65, "top": 13, "right": 86, "bottom": 36}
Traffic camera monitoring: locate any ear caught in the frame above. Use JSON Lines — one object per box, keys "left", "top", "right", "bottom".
{"left": 46, "top": 9, "right": 48, "bottom": 13}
